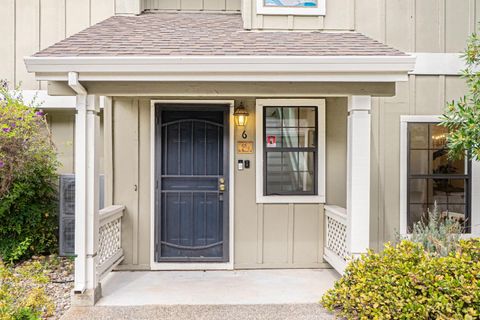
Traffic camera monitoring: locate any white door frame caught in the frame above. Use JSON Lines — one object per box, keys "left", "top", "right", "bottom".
{"left": 150, "top": 100, "right": 235, "bottom": 270}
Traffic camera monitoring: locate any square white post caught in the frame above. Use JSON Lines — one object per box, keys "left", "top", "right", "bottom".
{"left": 346, "top": 96, "right": 371, "bottom": 256}
{"left": 73, "top": 94, "right": 101, "bottom": 305}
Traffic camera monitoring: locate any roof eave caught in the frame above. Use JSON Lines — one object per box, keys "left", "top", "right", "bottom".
{"left": 24, "top": 55, "right": 416, "bottom": 83}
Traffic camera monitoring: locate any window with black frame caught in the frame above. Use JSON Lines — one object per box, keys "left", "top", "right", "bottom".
{"left": 263, "top": 106, "right": 317, "bottom": 195}
{"left": 407, "top": 122, "right": 471, "bottom": 232}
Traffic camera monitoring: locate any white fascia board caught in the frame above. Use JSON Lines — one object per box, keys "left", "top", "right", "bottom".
{"left": 409, "top": 53, "right": 464, "bottom": 75}
{"left": 19, "top": 90, "right": 76, "bottom": 109}
{"left": 18, "top": 90, "right": 105, "bottom": 109}
{"left": 24, "top": 55, "right": 416, "bottom": 82}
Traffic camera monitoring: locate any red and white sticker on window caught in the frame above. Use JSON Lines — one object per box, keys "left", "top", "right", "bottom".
{"left": 266, "top": 135, "right": 277, "bottom": 148}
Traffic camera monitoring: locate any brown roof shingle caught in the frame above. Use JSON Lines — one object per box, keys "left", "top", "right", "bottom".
{"left": 34, "top": 12, "right": 406, "bottom": 57}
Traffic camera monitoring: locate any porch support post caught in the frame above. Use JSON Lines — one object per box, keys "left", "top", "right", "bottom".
{"left": 346, "top": 96, "right": 371, "bottom": 256}
{"left": 73, "top": 94, "right": 101, "bottom": 305}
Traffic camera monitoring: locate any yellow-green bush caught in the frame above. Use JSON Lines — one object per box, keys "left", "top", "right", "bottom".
{"left": 321, "top": 239, "right": 480, "bottom": 320}
{"left": 0, "top": 261, "right": 54, "bottom": 320}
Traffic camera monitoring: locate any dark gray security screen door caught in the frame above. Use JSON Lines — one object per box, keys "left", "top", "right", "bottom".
{"left": 155, "top": 105, "right": 229, "bottom": 262}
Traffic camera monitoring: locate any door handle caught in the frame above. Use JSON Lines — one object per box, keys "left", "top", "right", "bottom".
{"left": 219, "top": 177, "right": 225, "bottom": 192}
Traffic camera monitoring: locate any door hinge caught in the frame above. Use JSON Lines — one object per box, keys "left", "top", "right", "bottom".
{"left": 155, "top": 180, "right": 159, "bottom": 189}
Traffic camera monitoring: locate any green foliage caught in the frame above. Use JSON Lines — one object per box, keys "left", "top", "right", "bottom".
{"left": 321, "top": 239, "right": 480, "bottom": 320}
{"left": 0, "top": 82, "right": 59, "bottom": 262}
{"left": 397, "top": 203, "right": 462, "bottom": 257}
{"left": 441, "top": 32, "right": 480, "bottom": 160}
{"left": 0, "top": 261, "right": 54, "bottom": 320}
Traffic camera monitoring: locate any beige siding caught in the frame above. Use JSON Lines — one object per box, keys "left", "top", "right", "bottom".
{"left": 356, "top": 0, "right": 479, "bottom": 53}
{"left": 46, "top": 110, "right": 105, "bottom": 175}
{"left": 0, "top": 0, "right": 115, "bottom": 90}
{"left": 48, "top": 111, "right": 75, "bottom": 174}
{"left": 143, "top": 0, "right": 240, "bottom": 11}
{"left": 369, "top": 75, "right": 468, "bottom": 250}
{"left": 242, "top": 0, "right": 479, "bottom": 41}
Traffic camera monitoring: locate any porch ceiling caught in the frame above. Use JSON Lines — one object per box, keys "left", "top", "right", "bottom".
{"left": 24, "top": 12, "right": 415, "bottom": 83}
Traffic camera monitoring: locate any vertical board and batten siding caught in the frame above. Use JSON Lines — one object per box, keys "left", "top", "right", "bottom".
{"left": 143, "top": 0, "right": 241, "bottom": 11}
{"left": 354, "top": 1, "right": 480, "bottom": 250}
{"left": 46, "top": 110, "right": 106, "bottom": 175}
{"left": 112, "top": 96, "right": 346, "bottom": 269}
{"left": 368, "top": 77, "right": 469, "bottom": 250}
{"left": 0, "top": 0, "right": 115, "bottom": 90}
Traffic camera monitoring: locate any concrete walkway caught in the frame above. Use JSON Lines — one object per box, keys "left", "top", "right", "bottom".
{"left": 62, "top": 269, "right": 339, "bottom": 319}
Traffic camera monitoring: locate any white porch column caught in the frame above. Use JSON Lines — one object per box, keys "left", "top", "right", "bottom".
{"left": 73, "top": 94, "right": 101, "bottom": 305}
{"left": 346, "top": 96, "right": 371, "bottom": 256}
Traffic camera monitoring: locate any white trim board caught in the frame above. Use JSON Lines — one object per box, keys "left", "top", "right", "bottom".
{"left": 149, "top": 100, "right": 235, "bottom": 271}
{"left": 399, "top": 115, "right": 480, "bottom": 236}
{"left": 255, "top": 99, "right": 326, "bottom": 204}
{"left": 256, "top": 0, "right": 326, "bottom": 15}
{"left": 408, "top": 53, "right": 465, "bottom": 75}
{"left": 17, "top": 90, "right": 76, "bottom": 109}
{"left": 16, "top": 90, "right": 106, "bottom": 110}
{"left": 24, "top": 55, "right": 415, "bottom": 83}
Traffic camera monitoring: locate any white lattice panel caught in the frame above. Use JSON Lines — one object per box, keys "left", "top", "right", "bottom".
{"left": 326, "top": 215, "right": 348, "bottom": 260}
{"left": 98, "top": 218, "right": 122, "bottom": 266}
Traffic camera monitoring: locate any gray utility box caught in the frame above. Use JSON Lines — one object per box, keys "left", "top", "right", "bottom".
{"left": 58, "top": 174, "right": 105, "bottom": 256}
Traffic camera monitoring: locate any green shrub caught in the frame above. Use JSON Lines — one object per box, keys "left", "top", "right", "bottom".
{"left": 0, "top": 261, "right": 54, "bottom": 320}
{"left": 321, "top": 239, "right": 480, "bottom": 320}
{"left": 0, "top": 83, "right": 59, "bottom": 262}
{"left": 397, "top": 203, "right": 462, "bottom": 257}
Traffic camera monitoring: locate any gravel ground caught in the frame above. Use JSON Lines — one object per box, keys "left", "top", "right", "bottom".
{"left": 62, "top": 304, "right": 337, "bottom": 320}
{"left": 16, "top": 255, "right": 74, "bottom": 320}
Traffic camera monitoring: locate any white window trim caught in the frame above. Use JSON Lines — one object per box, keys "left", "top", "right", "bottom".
{"left": 255, "top": 99, "right": 326, "bottom": 204}
{"left": 256, "top": 0, "right": 325, "bottom": 15}
{"left": 400, "top": 115, "right": 480, "bottom": 237}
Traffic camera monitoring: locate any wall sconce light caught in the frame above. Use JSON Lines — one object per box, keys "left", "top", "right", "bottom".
{"left": 234, "top": 103, "right": 249, "bottom": 139}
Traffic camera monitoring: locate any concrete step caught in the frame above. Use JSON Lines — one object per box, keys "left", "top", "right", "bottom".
{"left": 62, "top": 304, "right": 338, "bottom": 320}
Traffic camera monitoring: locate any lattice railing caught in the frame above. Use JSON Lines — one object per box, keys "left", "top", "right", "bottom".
{"left": 97, "top": 205, "right": 125, "bottom": 279}
{"left": 324, "top": 205, "right": 349, "bottom": 274}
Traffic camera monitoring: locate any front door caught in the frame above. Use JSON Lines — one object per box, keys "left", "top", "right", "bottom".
{"left": 154, "top": 105, "right": 229, "bottom": 262}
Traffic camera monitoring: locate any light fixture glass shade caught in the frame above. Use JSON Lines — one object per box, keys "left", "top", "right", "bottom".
{"left": 234, "top": 105, "right": 249, "bottom": 127}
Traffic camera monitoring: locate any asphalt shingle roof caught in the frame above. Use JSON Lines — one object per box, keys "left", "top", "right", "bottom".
{"left": 34, "top": 12, "right": 406, "bottom": 57}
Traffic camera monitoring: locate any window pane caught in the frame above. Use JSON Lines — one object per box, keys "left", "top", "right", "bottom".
{"left": 408, "top": 204, "right": 428, "bottom": 230}
{"left": 264, "top": 0, "right": 318, "bottom": 8}
{"left": 265, "top": 107, "right": 282, "bottom": 127}
{"left": 282, "top": 152, "right": 299, "bottom": 172}
{"left": 282, "top": 107, "right": 298, "bottom": 127}
{"left": 298, "top": 152, "right": 314, "bottom": 171}
{"left": 299, "top": 107, "right": 316, "bottom": 127}
{"left": 429, "top": 179, "right": 449, "bottom": 204}
{"left": 282, "top": 128, "right": 299, "bottom": 147}
{"left": 298, "top": 128, "right": 316, "bottom": 147}
{"left": 409, "top": 179, "right": 427, "bottom": 203}
{"left": 409, "top": 150, "right": 429, "bottom": 174}
{"left": 431, "top": 150, "right": 466, "bottom": 175}
{"left": 447, "top": 204, "right": 466, "bottom": 225}
{"left": 266, "top": 128, "right": 282, "bottom": 148}
{"left": 296, "top": 171, "right": 314, "bottom": 192}
{"left": 266, "top": 152, "right": 283, "bottom": 194}
{"left": 448, "top": 179, "right": 466, "bottom": 203}
{"left": 409, "top": 123, "right": 428, "bottom": 149}
{"left": 430, "top": 124, "right": 448, "bottom": 149}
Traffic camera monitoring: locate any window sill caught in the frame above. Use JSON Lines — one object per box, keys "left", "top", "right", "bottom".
{"left": 256, "top": 194, "right": 325, "bottom": 204}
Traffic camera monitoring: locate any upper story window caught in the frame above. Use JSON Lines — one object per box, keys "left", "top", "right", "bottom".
{"left": 256, "top": 0, "right": 325, "bottom": 15}
{"left": 406, "top": 122, "right": 471, "bottom": 232}
{"left": 255, "top": 99, "right": 325, "bottom": 204}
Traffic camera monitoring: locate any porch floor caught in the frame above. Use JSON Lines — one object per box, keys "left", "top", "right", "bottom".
{"left": 97, "top": 269, "right": 339, "bottom": 306}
